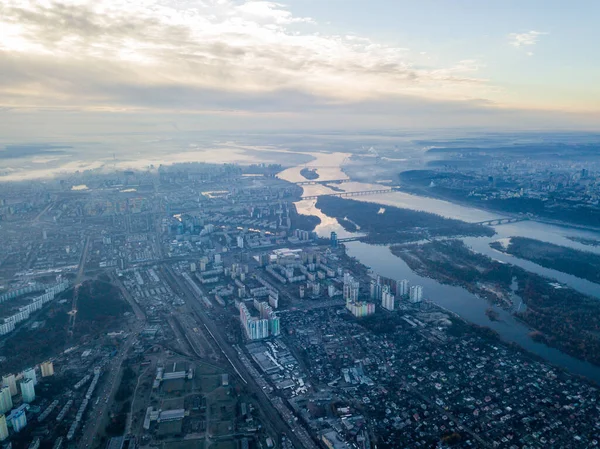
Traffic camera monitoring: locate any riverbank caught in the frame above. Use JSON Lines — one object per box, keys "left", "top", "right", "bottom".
{"left": 490, "top": 237, "right": 600, "bottom": 284}
{"left": 280, "top": 156, "right": 600, "bottom": 382}
{"left": 316, "top": 195, "right": 494, "bottom": 244}
{"left": 398, "top": 171, "right": 600, "bottom": 232}
{"left": 391, "top": 239, "right": 600, "bottom": 367}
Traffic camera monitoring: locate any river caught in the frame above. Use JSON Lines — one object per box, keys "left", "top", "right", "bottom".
{"left": 278, "top": 153, "right": 600, "bottom": 383}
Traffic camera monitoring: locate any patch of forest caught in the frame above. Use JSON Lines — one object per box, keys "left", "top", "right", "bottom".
{"left": 1, "top": 279, "right": 131, "bottom": 372}
{"left": 290, "top": 204, "right": 321, "bottom": 232}
{"left": 316, "top": 196, "right": 494, "bottom": 244}
{"left": 391, "top": 240, "right": 600, "bottom": 366}
{"left": 567, "top": 236, "right": 600, "bottom": 247}
{"left": 491, "top": 237, "right": 600, "bottom": 284}
{"left": 300, "top": 167, "right": 319, "bottom": 180}
{"left": 75, "top": 279, "right": 132, "bottom": 333}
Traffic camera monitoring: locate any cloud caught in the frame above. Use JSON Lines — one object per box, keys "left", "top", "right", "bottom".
{"left": 0, "top": 0, "right": 490, "bottom": 114}
{"left": 509, "top": 30, "right": 548, "bottom": 48}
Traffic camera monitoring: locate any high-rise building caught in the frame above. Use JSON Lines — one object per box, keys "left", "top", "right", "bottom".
{"left": 23, "top": 368, "right": 37, "bottom": 386}
{"left": 330, "top": 232, "right": 338, "bottom": 248}
{"left": 237, "top": 235, "right": 244, "bottom": 249}
{"left": 270, "top": 316, "right": 281, "bottom": 337}
{"left": 327, "top": 284, "right": 336, "bottom": 298}
{"left": 2, "top": 374, "right": 17, "bottom": 396}
{"left": 396, "top": 279, "right": 409, "bottom": 298}
{"left": 346, "top": 300, "right": 375, "bottom": 318}
{"left": 343, "top": 273, "right": 359, "bottom": 303}
{"left": 409, "top": 285, "right": 423, "bottom": 303}
{"left": 0, "top": 387, "right": 12, "bottom": 414}
{"left": 381, "top": 285, "right": 395, "bottom": 311}
{"left": 239, "top": 303, "right": 279, "bottom": 340}
{"left": 370, "top": 277, "right": 383, "bottom": 301}
{"left": 11, "top": 409, "right": 27, "bottom": 432}
{"left": 311, "top": 282, "right": 320, "bottom": 296}
{"left": 20, "top": 378, "right": 35, "bottom": 403}
{"left": 0, "top": 414, "right": 8, "bottom": 441}
{"left": 40, "top": 361, "right": 54, "bottom": 377}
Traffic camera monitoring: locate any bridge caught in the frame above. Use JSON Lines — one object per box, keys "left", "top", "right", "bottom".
{"left": 474, "top": 217, "right": 529, "bottom": 226}
{"left": 302, "top": 189, "right": 394, "bottom": 200}
{"left": 295, "top": 179, "right": 350, "bottom": 186}
{"left": 338, "top": 237, "right": 363, "bottom": 243}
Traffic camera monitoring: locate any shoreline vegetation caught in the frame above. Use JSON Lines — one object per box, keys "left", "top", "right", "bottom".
{"left": 391, "top": 240, "right": 600, "bottom": 366}
{"left": 490, "top": 237, "right": 600, "bottom": 284}
{"left": 315, "top": 196, "right": 494, "bottom": 244}
{"left": 290, "top": 203, "right": 321, "bottom": 232}
{"left": 300, "top": 167, "right": 319, "bottom": 180}
{"left": 399, "top": 170, "right": 600, "bottom": 230}
{"left": 567, "top": 236, "right": 600, "bottom": 247}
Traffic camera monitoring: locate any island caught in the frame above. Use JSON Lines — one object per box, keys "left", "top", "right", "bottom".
{"left": 316, "top": 196, "right": 495, "bottom": 244}
{"left": 567, "top": 236, "right": 600, "bottom": 247}
{"left": 300, "top": 167, "right": 319, "bottom": 180}
{"left": 490, "top": 236, "right": 600, "bottom": 284}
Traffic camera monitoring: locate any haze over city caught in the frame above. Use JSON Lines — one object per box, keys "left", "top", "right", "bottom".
{"left": 1, "top": 2, "right": 600, "bottom": 449}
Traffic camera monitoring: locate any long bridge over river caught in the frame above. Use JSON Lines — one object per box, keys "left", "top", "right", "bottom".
{"left": 473, "top": 217, "right": 529, "bottom": 226}
{"left": 302, "top": 188, "right": 395, "bottom": 200}
{"left": 295, "top": 178, "right": 350, "bottom": 186}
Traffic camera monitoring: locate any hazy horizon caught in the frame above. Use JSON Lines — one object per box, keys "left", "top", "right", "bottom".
{"left": 1, "top": 0, "right": 599, "bottom": 143}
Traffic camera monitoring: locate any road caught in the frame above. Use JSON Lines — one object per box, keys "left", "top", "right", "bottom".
{"left": 69, "top": 235, "right": 91, "bottom": 334}
{"left": 164, "top": 265, "right": 315, "bottom": 449}
{"left": 125, "top": 363, "right": 152, "bottom": 435}
{"left": 32, "top": 201, "right": 54, "bottom": 224}
{"left": 78, "top": 326, "right": 142, "bottom": 449}
{"left": 110, "top": 271, "right": 146, "bottom": 321}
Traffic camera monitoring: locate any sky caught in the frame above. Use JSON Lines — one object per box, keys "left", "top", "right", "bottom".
{"left": 0, "top": 0, "right": 599, "bottom": 138}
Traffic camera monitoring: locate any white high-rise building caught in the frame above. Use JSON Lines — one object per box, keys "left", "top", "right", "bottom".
{"left": 12, "top": 409, "right": 26, "bottom": 432}
{"left": 20, "top": 378, "right": 35, "bottom": 403}
{"left": 409, "top": 285, "right": 423, "bottom": 303}
{"left": 327, "top": 284, "right": 336, "bottom": 298}
{"left": 343, "top": 274, "right": 359, "bottom": 303}
{"left": 370, "top": 277, "right": 383, "bottom": 301}
{"left": 0, "top": 387, "right": 12, "bottom": 414}
{"left": 237, "top": 235, "right": 244, "bottom": 249}
{"left": 397, "top": 279, "right": 409, "bottom": 297}
{"left": 23, "top": 368, "right": 37, "bottom": 386}
{"left": 0, "top": 414, "right": 8, "bottom": 441}
{"left": 2, "top": 374, "right": 17, "bottom": 396}
{"left": 381, "top": 286, "right": 395, "bottom": 311}
{"left": 40, "top": 361, "right": 54, "bottom": 377}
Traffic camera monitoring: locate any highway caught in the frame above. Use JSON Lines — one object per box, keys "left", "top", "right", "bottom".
{"left": 78, "top": 326, "right": 142, "bottom": 449}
